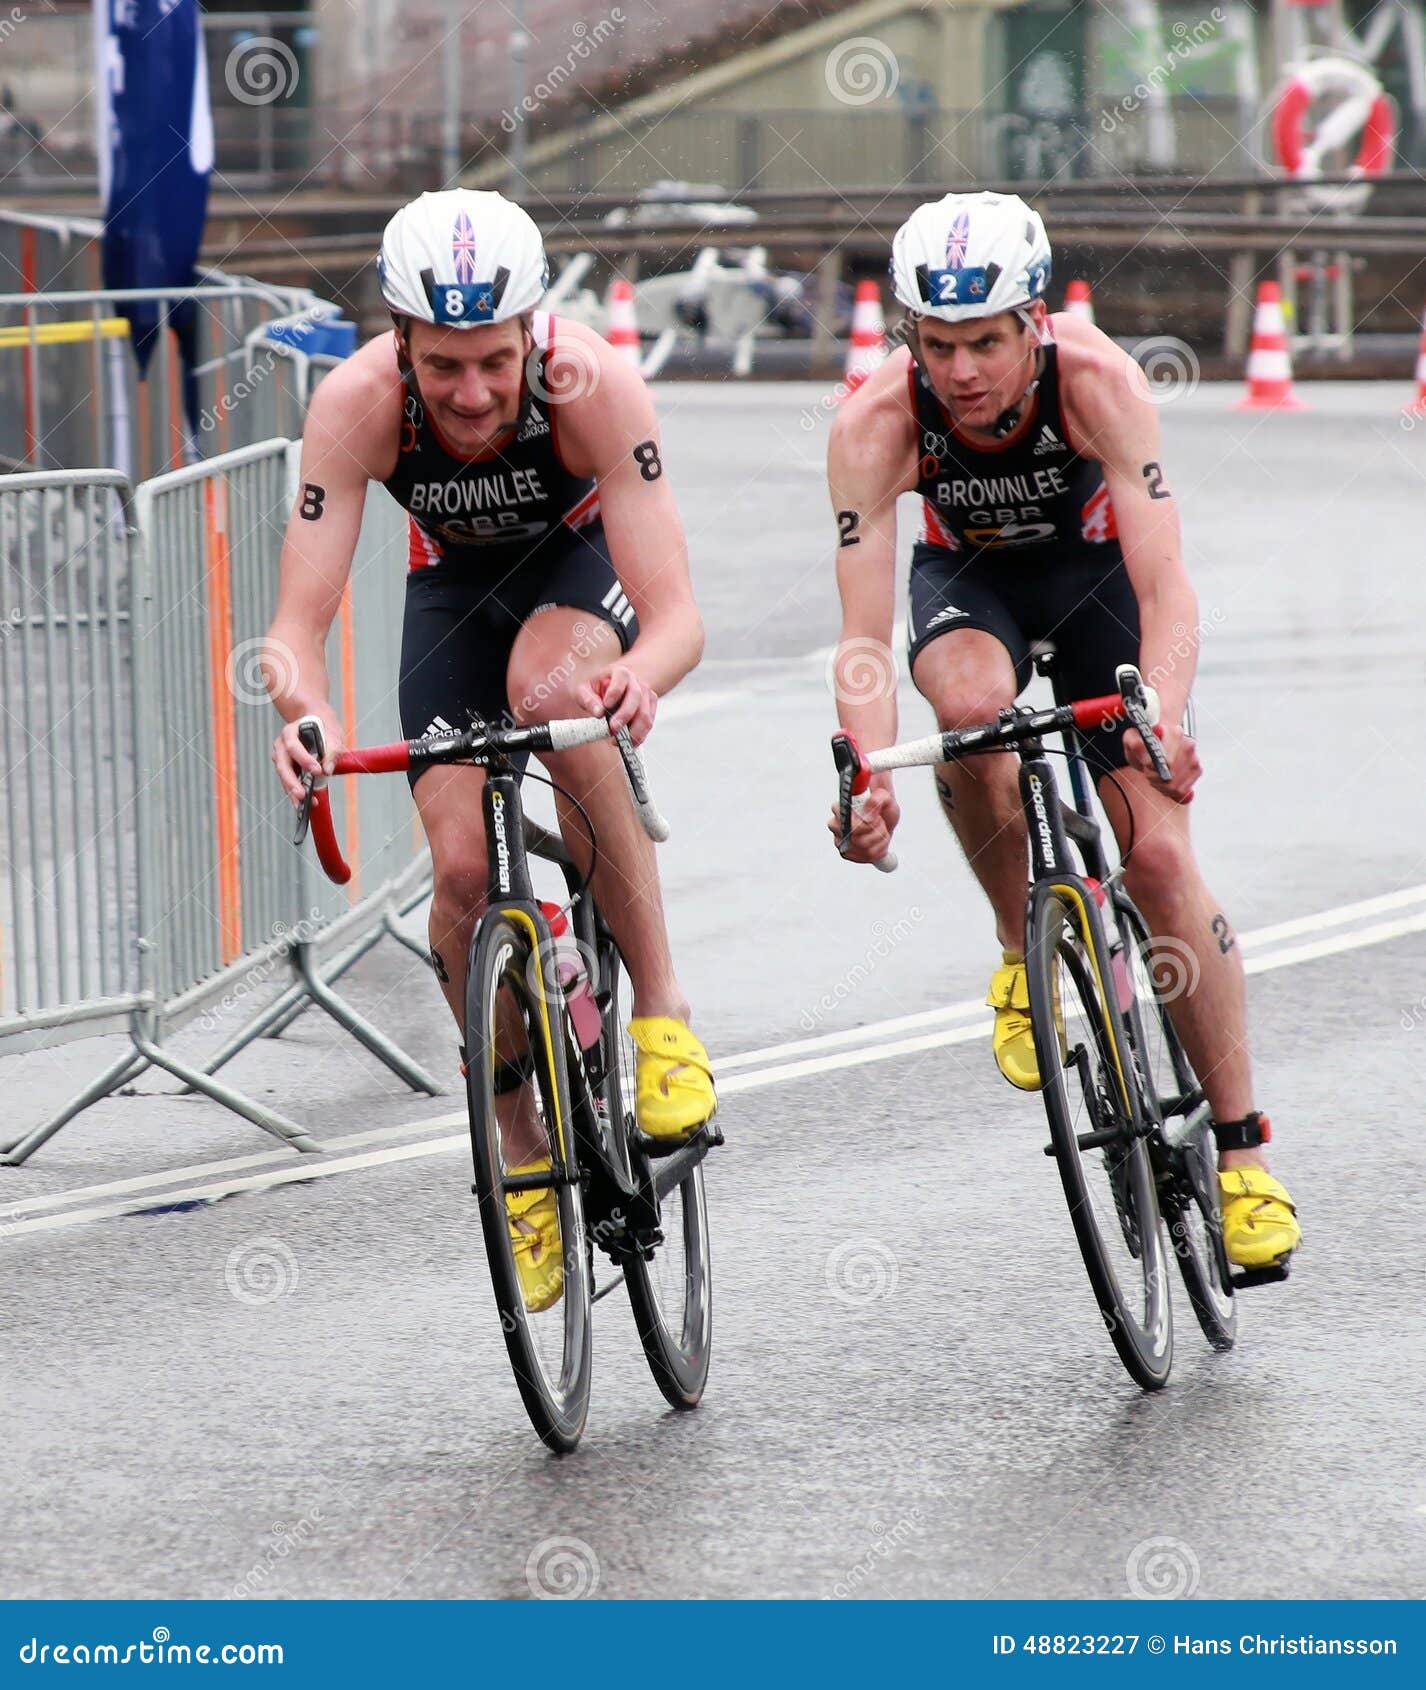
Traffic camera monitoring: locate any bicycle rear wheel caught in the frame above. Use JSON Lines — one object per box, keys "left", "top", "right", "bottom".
{"left": 1118, "top": 904, "right": 1236, "bottom": 1352}
{"left": 1027, "top": 883, "right": 1173, "bottom": 1390}
{"left": 604, "top": 950, "right": 712, "bottom": 1409}
{"left": 467, "top": 912, "right": 592, "bottom": 1452}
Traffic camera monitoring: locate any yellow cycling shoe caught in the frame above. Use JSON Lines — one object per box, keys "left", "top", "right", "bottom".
{"left": 505, "top": 1160, "right": 563, "bottom": 1313}
{"left": 986, "top": 953, "right": 1041, "bottom": 1091}
{"left": 1219, "top": 1167, "right": 1301, "bottom": 1270}
{"left": 628, "top": 1016, "right": 717, "bottom": 1142}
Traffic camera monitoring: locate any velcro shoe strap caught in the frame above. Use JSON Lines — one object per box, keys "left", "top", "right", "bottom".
{"left": 628, "top": 1016, "right": 712, "bottom": 1080}
{"left": 986, "top": 964, "right": 1030, "bottom": 1012}
{"left": 1219, "top": 1167, "right": 1296, "bottom": 1216}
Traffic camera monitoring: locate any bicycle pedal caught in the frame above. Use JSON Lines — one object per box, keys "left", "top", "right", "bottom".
{"left": 636, "top": 1120, "right": 715, "bottom": 1159}
{"left": 1230, "top": 1258, "right": 1292, "bottom": 1290}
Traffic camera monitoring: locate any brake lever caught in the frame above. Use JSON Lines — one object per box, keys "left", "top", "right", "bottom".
{"left": 832, "top": 731, "right": 897, "bottom": 873}
{"left": 1115, "top": 664, "right": 1173, "bottom": 785}
{"left": 292, "top": 716, "right": 326, "bottom": 846}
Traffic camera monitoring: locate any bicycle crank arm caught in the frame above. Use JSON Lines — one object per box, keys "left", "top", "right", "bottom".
{"left": 650, "top": 1121, "right": 723, "bottom": 1199}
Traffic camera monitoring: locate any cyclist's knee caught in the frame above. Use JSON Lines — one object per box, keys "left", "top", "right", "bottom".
{"left": 507, "top": 612, "right": 619, "bottom": 724}
{"left": 430, "top": 861, "right": 490, "bottom": 942}
{"left": 1122, "top": 831, "right": 1197, "bottom": 912}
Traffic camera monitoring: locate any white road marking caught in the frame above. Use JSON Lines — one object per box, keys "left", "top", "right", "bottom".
{"left": 4, "top": 892, "right": 1424, "bottom": 1240}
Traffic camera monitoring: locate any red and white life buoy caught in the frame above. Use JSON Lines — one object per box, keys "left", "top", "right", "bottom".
{"left": 1271, "top": 55, "right": 1395, "bottom": 194}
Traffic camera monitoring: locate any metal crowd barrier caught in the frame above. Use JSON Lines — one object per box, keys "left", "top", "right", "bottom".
{"left": 0, "top": 212, "right": 340, "bottom": 481}
{"left": 0, "top": 443, "right": 437, "bottom": 1166}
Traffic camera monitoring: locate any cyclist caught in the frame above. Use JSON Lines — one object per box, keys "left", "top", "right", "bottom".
{"left": 825, "top": 191, "right": 1298, "bottom": 1276}
{"left": 266, "top": 189, "right": 716, "bottom": 1310}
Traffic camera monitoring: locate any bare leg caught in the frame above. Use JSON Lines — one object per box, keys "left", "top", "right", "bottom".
{"left": 1098, "top": 769, "right": 1264, "bottom": 1172}
{"left": 414, "top": 764, "right": 544, "bottom": 1166}
{"left": 912, "top": 630, "right": 1027, "bottom": 949}
{"left": 508, "top": 609, "right": 688, "bottom": 1021}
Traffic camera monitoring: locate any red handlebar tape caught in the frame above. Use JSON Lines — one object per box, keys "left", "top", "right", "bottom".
{"left": 306, "top": 787, "right": 352, "bottom": 885}
{"left": 334, "top": 742, "right": 412, "bottom": 775}
{"left": 1070, "top": 693, "right": 1126, "bottom": 731}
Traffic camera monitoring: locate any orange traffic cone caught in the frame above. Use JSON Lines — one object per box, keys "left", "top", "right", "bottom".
{"left": 839, "top": 279, "right": 887, "bottom": 398}
{"left": 1064, "top": 278, "right": 1095, "bottom": 323}
{"left": 607, "top": 277, "right": 642, "bottom": 367}
{"left": 1403, "top": 304, "right": 1426, "bottom": 415}
{"left": 1235, "top": 281, "right": 1306, "bottom": 411}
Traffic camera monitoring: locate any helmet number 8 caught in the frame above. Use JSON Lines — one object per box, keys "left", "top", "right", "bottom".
{"left": 444, "top": 288, "right": 466, "bottom": 318}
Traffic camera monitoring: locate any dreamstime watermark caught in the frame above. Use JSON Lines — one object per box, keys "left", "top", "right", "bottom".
{"left": 825, "top": 1509, "right": 925, "bottom": 1598}
{"left": 0, "top": 8, "right": 27, "bottom": 48}
{"left": 226, "top": 36, "right": 299, "bottom": 106}
{"left": 1100, "top": 11, "right": 1225, "bottom": 133}
{"left": 825, "top": 1237, "right": 899, "bottom": 1307}
{"left": 515, "top": 618, "right": 599, "bottom": 715}
{"left": 224, "top": 1237, "right": 300, "bottom": 1306}
{"left": 824, "top": 37, "right": 900, "bottom": 106}
{"left": 197, "top": 910, "right": 325, "bottom": 1033}
{"left": 226, "top": 635, "right": 299, "bottom": 707}
{"left": 232, "top": 1508, "right": 326, "bottom": 1599}
{"left": 1400, "top": 993, "right": 1426, "bottom": 1031}
{"left": 1136, "top": 935, "right": 1201, "bottom": 1004}
{"left": 825, "top": 635, "right": 899, "bottom": 708}
{"left": 500, "top": 11, "right": 624, "bottom": 132}
{"left": 524, "top": 336, "right": 602, "bottom": 405}
{"left": 526, "top": 1536, "right": 601, "bottom": 1599}
{"left": 1146, "top": 606, "right": 1227, "bottom": 689}
{"left": 801, "top": 908, "right": 924, "bottom": 1033}
{"left": 1128, "top": 336, "right": 1202, "bottom": 404}
{"left": 1126, "top": 1534, "right": 1201, "bottom": 1598}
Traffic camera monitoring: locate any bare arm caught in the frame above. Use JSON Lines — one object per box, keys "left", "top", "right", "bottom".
{"left": 1064, "top": 342, "right": 1202, "bottom": 795}
{"left": 266, "top": 360, "right": 393, "bottom": 801}
{"left": 559, "top": 329, "right": 704, "bottom": 739}
{"left": 824, "top": 377, "right": 917, "bottom": 859}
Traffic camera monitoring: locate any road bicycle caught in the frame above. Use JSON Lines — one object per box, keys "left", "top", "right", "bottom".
{"left": 833, "top": 657, "right": 1284, "bottom": 1390}
{"left": 296, "top": 714, "right": 719, "bottom": 1450}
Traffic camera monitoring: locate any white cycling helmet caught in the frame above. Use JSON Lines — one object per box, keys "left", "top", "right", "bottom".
{"left": 890, "top": 190, "right": 1051, "bottom": 323}
{"left": 377, "top": 189, "right": 548, "bottom": 329}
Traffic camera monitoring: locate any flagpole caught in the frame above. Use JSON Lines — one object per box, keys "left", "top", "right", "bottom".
{"left": 441, "top": 0, "right": 461, "bottom": 186}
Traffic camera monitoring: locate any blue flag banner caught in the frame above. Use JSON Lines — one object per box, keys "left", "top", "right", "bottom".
{"left": 94, "top": 0, "right": 213, "bottom": 378}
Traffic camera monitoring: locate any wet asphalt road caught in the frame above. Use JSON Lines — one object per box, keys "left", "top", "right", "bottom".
{"left": 3, "top": 382, "right": 1426, "bottom": 1601}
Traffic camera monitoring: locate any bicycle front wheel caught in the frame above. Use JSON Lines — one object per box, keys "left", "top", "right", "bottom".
{"left": 467, "top": 912, "right": 592, "bottom": 1452}
{"left": 605, "top": 949, "right": 712, "bottom": 1409}
{"left": 1028, "top": 883, "right": 1173, "bottom": 1390}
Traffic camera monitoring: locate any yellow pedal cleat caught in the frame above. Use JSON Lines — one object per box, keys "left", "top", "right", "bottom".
{"left": 1219, "top": 1167, "right": 1300, "bottom": 1270}
{"left": 986, "top": 953, "right": 1041, "bottom": 1090}
{"left": 505, "top": 1159, "right": 563, "bottom": 1313}
{"left": 628, "top": 1016, "right": 717, "bottom": 1142}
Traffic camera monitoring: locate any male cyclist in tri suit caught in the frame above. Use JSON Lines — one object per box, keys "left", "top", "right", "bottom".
{"left": 826, "top": 191, "right": 1298, "bottom": 1276}
{"left": 266, "top": 190, "right": 716, "bottom": 1310}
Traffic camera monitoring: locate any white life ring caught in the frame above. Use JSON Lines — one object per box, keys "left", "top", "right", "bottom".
{"left": 1271, "top": 56, "right": 1394, "bottom": 210}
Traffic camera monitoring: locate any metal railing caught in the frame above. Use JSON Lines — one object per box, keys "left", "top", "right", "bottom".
{"left": 0, "top": 443, "right": 437, "bottom": 1166}
{"left": 0, "top": 206, "right": 341, "bottom": 478}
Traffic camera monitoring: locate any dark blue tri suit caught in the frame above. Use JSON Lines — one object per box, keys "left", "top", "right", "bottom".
{"left": 383, "top": 311, "right": 637, "bottom": 784}
{"left": 905, "top": 333, "right": 1139, "bottom": 774}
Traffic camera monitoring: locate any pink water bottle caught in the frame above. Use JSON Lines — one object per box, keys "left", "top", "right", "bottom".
{"left": 540, "top": 902, "right": 602, "bottom": 1051}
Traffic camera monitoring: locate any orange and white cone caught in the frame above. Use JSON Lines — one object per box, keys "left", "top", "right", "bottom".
{"left": 1064, "top": 278, "right": 1095, "bottom": 323}
{"left": 1403, "top": 304, "right": 1426, "bottom": 415}
{"left": 606, "top": 277, "right": 642, "bottom": 367}
{"left": 1235, "top": 281, "right": 1306, "bottom": 411}
{"left": 839, "top": 279, "right": 887, "bottom": 398}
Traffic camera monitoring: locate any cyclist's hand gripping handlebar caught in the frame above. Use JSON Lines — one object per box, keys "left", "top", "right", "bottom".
{"left": 293, "top": 715, "right": 670, "bottom": 885}
{"left": 831, "top": 731, "right": 898, "bottom": 873}
{"left": 291, "top": 715, "right": 352, "bottom": 885}
{"left": 1114, "top": 663, "right": 1172, "bottom": 785}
